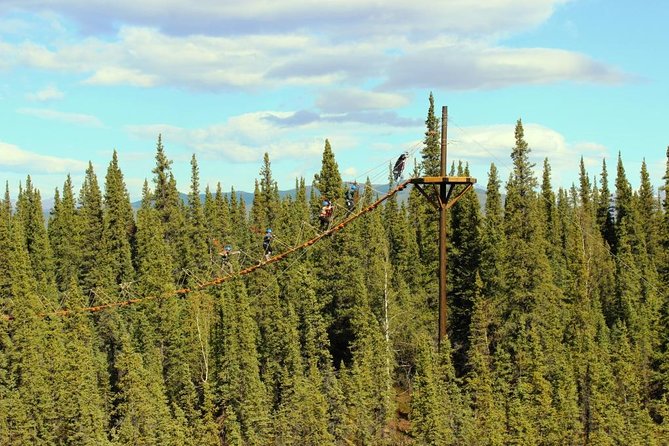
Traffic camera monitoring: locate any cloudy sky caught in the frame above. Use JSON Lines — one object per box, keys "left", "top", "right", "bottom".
{"left": 0, "top": 0, "right": 666, "bottom": 201}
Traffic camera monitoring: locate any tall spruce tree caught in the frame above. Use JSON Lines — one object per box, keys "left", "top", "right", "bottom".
{"left": 479, "top": 163, "right": 505, "bottom": 326}
{"left": 596, "top": 159, "right": 616, "bottom": 249}
{"left": 312, "top": 140, "right": 343, "bottom": 204}
{"left": 184, "top": 154, "right": 210, "bottom": 278}
{"left": 103, "top": 150, "right": 135, "bottom": 287}
{"left": 541, "top": 159, "right": 561, "bottom": 278}
{"left": 253, "top": 153, "right": 281, "bottom": 232}
{"left": 498, "top": 119, "right": 567, "bottom": 443}
{"left": 449, "top": 162, "right": 482, "bottom": 375}
{"left": 48, "top": 175, "right": 81, "bottom": 292}
{"left": 5, "top": 217, "right": 59, "bottom": 443}
{"left": 276, "top": 262, "right": 333, "bottom": 445}
{"left": 213, "top": 279, "right": 270, "bottom": 445}
{"left": 658, "top": 146, "right": 669, "bottom": 437}
{"left": 135, "top": 179, "right": 198, "bottom": 440}
{"left": 501, "top": 119, "right": 549, "bottom": 315}
{"left": 15, "top": 177, "right": 57, "bottom": 305}
{"left": 421, "top": 92, "right": 441, "bottom": 176}
{"left": 151, "top": 135, "right": 187, "bottom": 276}
{"left": 0, "top": 184, "right": 12, "bottom": 305}
{"left": 111, "top": 332, "right": 181, "bottom": 446}
{"left": 464, "top": 275, "right": 505, "bottom": 445}
{"left": 78, "top": 162, "right": 112, "bottom": 295}
{"left": 611, "top": 154, "right": 645, "bottom": 331}
{"left": 53, "top": 281, "right": 110, "bottom": 445}
{"left": 411, "top": 334, "right": 468, "bottom": 445}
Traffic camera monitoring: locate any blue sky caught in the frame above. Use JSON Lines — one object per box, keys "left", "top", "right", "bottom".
{"left": 0, "top": 0, "right": 667, "bottom": 202}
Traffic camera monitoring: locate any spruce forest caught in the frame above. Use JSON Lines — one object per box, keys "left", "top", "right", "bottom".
{"left": 2, "top": 97, "right": 669, "bottom": 446}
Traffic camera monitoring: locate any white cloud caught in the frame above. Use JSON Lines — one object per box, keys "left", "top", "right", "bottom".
{"left": 0, "top": 1, "right": 628, "bottom": 93}
{"left": 84, "top": 66, "right": 157, "bottom": 87}
{"left": 316, "top": 89, "right": 411, "bottom": 113}
{"left": 0, "top": 141, "right": 87, "bottom": 174}
{"left": 341, "top": 166, "right": 358, "bottom": 178}
{"left": 384, "top": 41, "right": 629, "bottom": 90}
{"left": 0, "top": 0, "right": 570, "bottom": 38}
{"left": 448, "top": 122, "right": 610, "bottom": 188}
{"left": 26, "top": 85, "right": 65, "bottom": 101}
{"left": 125, "top": 109, "right": 416, "bottom": 167}
{"left": 18, "top": 107, "right": 103, "bottom": 127}
{"left": 126, "top": 112, "right": 325, "bottom": 163}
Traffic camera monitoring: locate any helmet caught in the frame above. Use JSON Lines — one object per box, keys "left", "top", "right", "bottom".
{"left": 322, "top": 200, "right": 329, "bottom": 206}
{"left": 225, "top": 245, "right": 232, "bottom": 251}
{"left": 351, "top": 184, "right": 357, "bottom": 191}
{"left": 266, "top": 228, "right": 272, "bottom": 233}
{"left": 404, "top": 151, "right": 409, "bottom": 157}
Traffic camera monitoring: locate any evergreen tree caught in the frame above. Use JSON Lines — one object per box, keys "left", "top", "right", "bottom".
{"left": 657, "top": 146, "right": 669, "bottom": 438}
{"left": 48, "top": 175, "right": 81, "bottom": 292}
{"left": 611, "top": 154, "right": 648, "bottom": 335}
{"left": 135, "top": 180, "right": 198, "bottom": 441}
{"left": 151, "top": 134, "right": 187, "bottom": 276}
{"left": 479, "top": 164, "right": 505, "bottom": 322}
{"left": 53, "top": 281, "right": 110, "bottom": 445}
{"left": 184, "top": 154, "right": 209, "bottom": 278}
{"left": 203, "top": 182, "right": 230, "bottom": 263}
{"left": 111, "top": 333, "right": 180, "bottom": 446}
{"left": 411, "top": 335, "right": 466, "bottom": 445}
{"left": 5, "top": 217, "right": 59, "bottom": 443}
{"left": 253, "top": 153, "right": 281, "bottom": 232}
{"left": 406, "top": 94, "right": 444, "bottom": 329}
{"left": 78, "top": 161, "right": 112, "bottom": 295}
{"left": 501, "top": 119, "right": 549, "bottom": 315}
{"left": 464, "top": 276, "right": 505, "bottom": 445}
{"left": 541, "top": 159, "right": 561, "bottom": 275}
{"left": 609, "top": 324, "right": 657, "bottom": 444}
{"left": 312, "top": 139, "right": 343, "bottom": 203}
{"left": 275, "top": 262, "right": 333, "bottom": 445}
{"left": 449, "top": 162, "right": 482, "bottom": 375}
{"left": 103, "top": 150, "right": 135, "bottom": 287}
{"left": 0, "top": 184, "right": 12, "bottom": 303}
{"left": 498, "top": 119, "right": 568, "bottom": 443}
{"left": 421, "top": 92, "right": 441, "bottom": 176}
{"left": 341, "top": 230, "right": 393, "bottom": 443}
{"left": 15, "top": 177, "right": 57, "bottom": 304}
{"left": 596, "top": 159, "right": 616, "bottom": 248}
{"left": 213, "top": 279, "right": 270, "bottom": 444}
{"left": 270, "top": 299, "right": 333, "bottom": 445}
{"left": 661, "top": 147, "right": 669, "bottom": 281}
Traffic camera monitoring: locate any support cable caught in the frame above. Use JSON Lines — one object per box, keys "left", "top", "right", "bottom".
{"left": 1, "top": 178, "right": 413, "bottom": 321}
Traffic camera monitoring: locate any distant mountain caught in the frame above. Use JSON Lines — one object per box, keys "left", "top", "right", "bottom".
{"left": 39, "top": 184, "right": 487, "bottom": 215}
{"left": 127, "top": 184, "right": 488, "bottom": 210}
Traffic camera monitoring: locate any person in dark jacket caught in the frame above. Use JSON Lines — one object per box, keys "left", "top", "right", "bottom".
{"left": 263, "top": 229, "right": 273, "bottom": 260}
{"left": 345, "top": 183, "right": 358, "bottom": 212}
{"left": 393, "top": 151, "right": 409, "bottom": 181}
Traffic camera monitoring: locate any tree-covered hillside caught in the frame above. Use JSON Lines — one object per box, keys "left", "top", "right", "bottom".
{"left": 1, "top": 99, "right": 669, "bottom": 445}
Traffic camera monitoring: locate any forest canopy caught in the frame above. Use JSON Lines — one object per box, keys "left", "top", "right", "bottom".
{"left": 1, "top": 95, "right": 669, "bottom": 445}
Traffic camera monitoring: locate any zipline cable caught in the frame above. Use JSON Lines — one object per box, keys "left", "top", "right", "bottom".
{"left": 0, "top": 178, "right": 413, "bottom": 321}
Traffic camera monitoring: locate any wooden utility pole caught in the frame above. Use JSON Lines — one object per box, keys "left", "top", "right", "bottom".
{"left": 438, "top": 106, "right": 448, "bottom": 344}
{"left": 409, "top": 105, "right": 476, "bottom": 347}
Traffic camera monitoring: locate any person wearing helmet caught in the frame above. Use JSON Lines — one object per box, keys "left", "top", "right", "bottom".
{"left": 319, "top": 199, "right": 334, "bottom": 231}
{"left": 219, "top": 244, "right": 238, "bottom": 273}
{"left": 263, "top": 229, "right": 273, "bottom": 260}
{"left": 393, "top": 151, "right": 409, "bottom": 182}
{"left": 345, "top": 182, "right": 358, "bottom": 212}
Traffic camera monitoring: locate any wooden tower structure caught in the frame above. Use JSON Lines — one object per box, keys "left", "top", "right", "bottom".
{"left": 409, "top": 106, "right": 476, "bottom": 347}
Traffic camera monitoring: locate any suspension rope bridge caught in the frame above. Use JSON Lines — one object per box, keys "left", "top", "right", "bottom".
{"left": 1, "top": 178, "right": 414, "bottom": 321}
